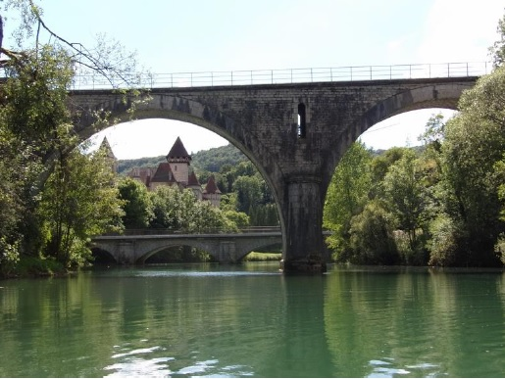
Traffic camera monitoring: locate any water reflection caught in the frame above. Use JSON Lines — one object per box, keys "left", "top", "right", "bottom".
{"left": 0, "top": 264, "right": 504, "bottom": 377}
{"left": 323, "top": 266, "right": 505, "bottom": 378}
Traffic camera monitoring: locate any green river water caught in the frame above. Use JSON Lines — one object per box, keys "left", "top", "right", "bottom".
{"left": 0, "top": 263, "right": 504, "bottom": 378}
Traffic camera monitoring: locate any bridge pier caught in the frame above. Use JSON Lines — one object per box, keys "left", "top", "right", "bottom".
{"left": 218, "top": 241, "right": 238, "bottom": 263}
{"left": 281, "top": 178, "right": 327, "bottom": 274}
{"left": 116, "top": 241, "right": 136, "bottom": 265}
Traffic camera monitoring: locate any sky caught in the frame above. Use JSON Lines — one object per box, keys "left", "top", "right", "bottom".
{"left": 3, "top": 0, "right": 504, "bottom": 158}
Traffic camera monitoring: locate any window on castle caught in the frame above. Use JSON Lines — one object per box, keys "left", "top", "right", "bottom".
{"left": 298, "top": 103, "right": 306, "bottom": 139}
{"left": 174, "top": 165, "right": 177, "bottom": 171}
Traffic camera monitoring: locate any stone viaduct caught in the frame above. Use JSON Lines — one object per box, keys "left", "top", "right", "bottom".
{"left": 69, "top": 76, "right": 478, "bottom": 273}
{"left": 92, "top": 231, "right": 282, "bottom": 265}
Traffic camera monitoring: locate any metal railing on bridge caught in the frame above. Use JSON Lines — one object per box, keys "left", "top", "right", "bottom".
{"left": 71, "top": 61, "right": 491, "bottom": 90}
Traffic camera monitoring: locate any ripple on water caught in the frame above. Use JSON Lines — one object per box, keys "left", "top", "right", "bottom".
{"left": 366, "top": 358, "right": 444, "bottom": 378}
{"left": 104, "top": 345, "right": 174, "bottom": 377}
{"left": 173, "top": 360, "right": 254, "bottom": 378}
{"left": 104, "top": 357, "right": 173, "bottom": 377}
{"left": 104, "top": 345, "right": 254, "bottom": 378}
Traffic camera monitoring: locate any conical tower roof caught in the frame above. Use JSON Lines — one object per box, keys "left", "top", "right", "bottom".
{"left": 151, "top": 163, "right": 177, "bottom": 184}
{"left": 188, "top": 171, "right": 201, "bottom": 187}
{"left": 166, "top": 137, "right": 191, "bottom": 164}
{"left": 99, "top": 136, "right": 116, "bottom": 159}
{"left": 203, "top": 175, "right": 221, "bottom": 194}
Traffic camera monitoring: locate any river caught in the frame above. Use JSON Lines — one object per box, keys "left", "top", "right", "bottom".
{"left": 0, "top": 263, "right": 504, "bottom": 377}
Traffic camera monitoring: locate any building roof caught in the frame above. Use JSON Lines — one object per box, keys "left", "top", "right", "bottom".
{"left": 99, "top": 137, "right": 116, "bottom": 159}
{"left": 203, "top": 176, "right": 221, "bottom": 194}
{"left": 166, "top": 137, "right": 191, "bottom": 164}
{"left": 150, "top": 162, "right": 177, "bottom": 183}
{"left": 187, "top": 171, "right": 201, "bottom": 187}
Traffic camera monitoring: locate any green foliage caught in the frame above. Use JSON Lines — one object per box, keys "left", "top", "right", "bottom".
{"left": 0, "top": 128, "right": 25, "bottom": 268}
{"left": 427, "top": 214, "right": 466, "bottom": 266}
{"left": 10, "top": 256, "right": 66, "bottom": 278}
{"left": 348, "top": 201, "right": 399, "bottom": 265}
{"left": 436, "top": 68, "right": 505, "bottom": 266}
{"left": 243, "top": 252, "right": 282, "bottom": 261}
{"left": 149, "top": 185, "right": 237, "bottom": 233}
{"left": 223, "top": 210, "right": 250, "bottom": 228}
{"left": 191, "top": 144, "right": 248, "bottom": 173}
{"left": 116, "top": 155, "right": 164, "bottom": 176}
{"left": 0, "top": 2, "right": 149, "bottom": 275}
{"left": 418, "top": 113, "right": 446, "bottom": 148}
{"left": 37, "top": 148, "right": 124, "bottom": 267}
{"left": 383, "top": 149, "right": 427, "bottom": 251}
{"left": 2, "top": 45, "right": 73, "bottom": 158}
{"left": 489, "top": 10, "right": 505, "bottom": 68}
{"left": 118, "top": 177, "right": 154, "bottom": 229}
{"left": 233, "top": 175, "right": 264, "bottom": 213}
{"left": 324, "top": 141, "right": 372, "bottom": 254}
{"left": 248, "top": 203, "right": 279, "bottom": 226}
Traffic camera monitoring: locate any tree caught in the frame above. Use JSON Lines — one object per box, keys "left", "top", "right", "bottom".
{"left": 489, "top": 10, "right": 505, "bottom": 68}
{"left": 223, "top": 210, "right": 250, "bottom": 228}
{"left": 188, "top": 200, "right": 230, "bottom": 233}
{"left": 0, "top": 126, "right": 25, "bottom": 272}
{"left": 118, "top": 178, "right": 153, "bottom": 229}
{"left": 433, "top": 68, "right": 505, "bottom": 266}
{"left": 349, "top": 201, "right": 399, "bottom": 265}
{"left": 323, "top": 141, "right": 372, "bottom": 258}
{"left": 149, "top": 185, "right": 182, "bottom": 229}
{"left": 233, "top": 175, "right": 263, "bottom": 213}
{"left": 383, "top": 151, "right": 426, "bottom": 245}
{"left": 37, "top": 148, "right": 124, "bottom": 267}
{"left": 0, "top": 2, "right": 144, "bottom": 275}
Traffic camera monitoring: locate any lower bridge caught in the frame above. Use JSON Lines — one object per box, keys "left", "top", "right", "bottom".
{"left": 91, "top": 228, "right": 284, "bottom": 264}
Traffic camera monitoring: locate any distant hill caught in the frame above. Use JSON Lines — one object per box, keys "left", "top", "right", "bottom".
{"left": 191, "top": 144, "right": 247, "bottom": 172}
{"left": 116, "top": 155, "right": 166, "bottom": 176}
{"left": 116, "top": 143, "right": 248, "bottom": 176}
{"left": 116, "top": 143, "right": 423, "bottom": 176}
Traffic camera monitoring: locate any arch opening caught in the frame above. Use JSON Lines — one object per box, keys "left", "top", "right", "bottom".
{"left": 323, "top": 107, "right": 459, "bottom": 265}
{"left": 144, "top": 245, "right": 216, "bottom": 264}
{"left": 91, "top": 248, "right": 117, "bottom": 265}
{"left": 360, "top": 108, "right": 457, "bottom": 150}
{"left": 84, "top": 116, "right": 282, "bottom": 231}
{"left": 297, "top": 103, "right": 307, "bottom": 139}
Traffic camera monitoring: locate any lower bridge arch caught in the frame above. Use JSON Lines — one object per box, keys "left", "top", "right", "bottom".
{"left": 91, "top": 233, "right": 283, "bottom": 265}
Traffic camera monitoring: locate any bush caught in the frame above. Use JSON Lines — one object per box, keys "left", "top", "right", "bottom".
{"left": 428, "top": 215, "right": 465, "bottom": 266}
{"left": 349, "top": 202, "right": 399, "bottom": 265}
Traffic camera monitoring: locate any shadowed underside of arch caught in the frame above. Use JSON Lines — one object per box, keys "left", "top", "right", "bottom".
{"left": 73, "top": 76, "right": 479, "bottom": 273}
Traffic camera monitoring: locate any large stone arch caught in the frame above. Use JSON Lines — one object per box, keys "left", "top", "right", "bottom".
{"left": 319, "top": 82, "right": 473, "bottom": 208}
{"left": 74, "top": 92, "right": 287, "bottom": 247}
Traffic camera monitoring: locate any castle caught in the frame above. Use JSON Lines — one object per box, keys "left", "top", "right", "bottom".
{"left": 124, "top": 137, "right": 222, "bottom": 207}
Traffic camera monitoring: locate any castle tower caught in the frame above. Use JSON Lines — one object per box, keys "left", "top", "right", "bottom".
{"left": 202, "top": 175, "right": 222, "bottom": 207}
{"left": 188, "top": 171, "right": 203, "bottom": 201}
{"left": 166, "top": 137, "right": 191, "bottom": 185}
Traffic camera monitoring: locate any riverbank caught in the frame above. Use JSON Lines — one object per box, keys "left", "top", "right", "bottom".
{"left": 0, "top": 256, "right": 70, "bottom": 279}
